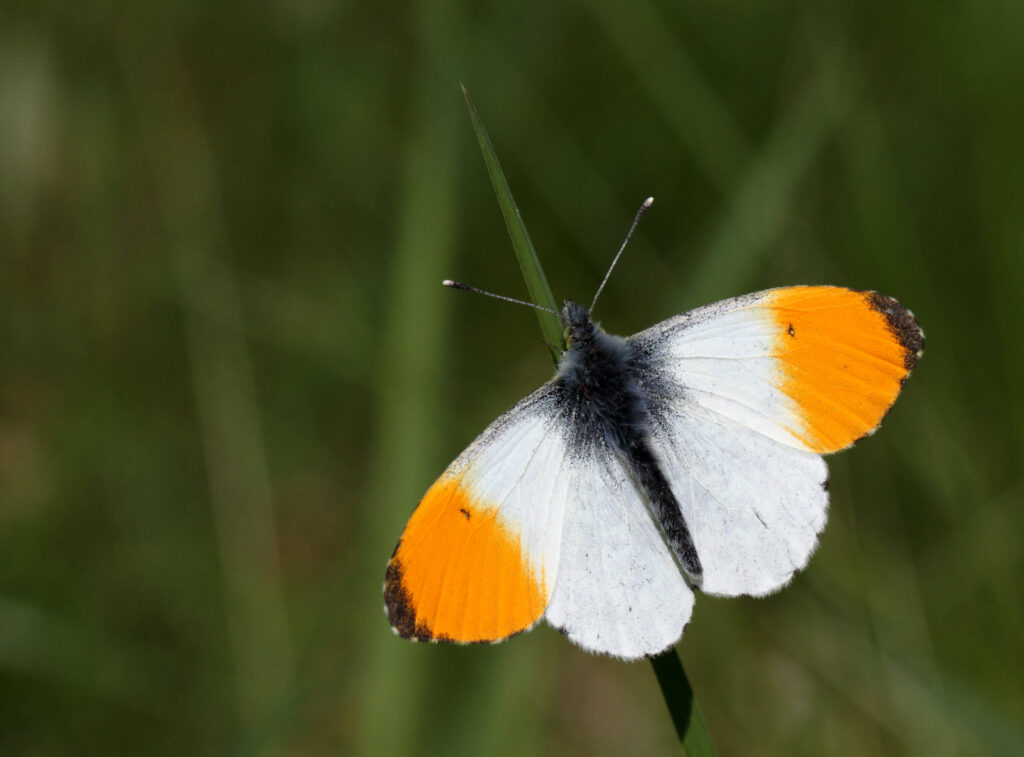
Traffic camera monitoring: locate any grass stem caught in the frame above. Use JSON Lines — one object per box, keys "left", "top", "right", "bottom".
{"left": 462, "top": 84, "right": 564, "bottom": 361}
{"left": 463, "top": 84, "right": 717, "bottom": 756}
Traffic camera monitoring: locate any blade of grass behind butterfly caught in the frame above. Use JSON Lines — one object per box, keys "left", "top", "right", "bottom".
{"left": 462, "top": 85, "right": 717, "bottom": 756}
{"left": 461, "top": 84, "right": 564, "bottom": 360}
{"left": 651, "top": 648, "right": 719, "bottom": 756}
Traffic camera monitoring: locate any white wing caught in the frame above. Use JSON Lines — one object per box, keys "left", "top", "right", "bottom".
{"left": 386, "top": 382, "right": 694, "bottom": 658}
{"left": 630, "top": 286, "right": 921, "bottom": 596}
{"left": 544, "top": 430, "right": 694, "bottom": 660}
{"left": 645, "top": 402, "right": 828, "bottom": 596}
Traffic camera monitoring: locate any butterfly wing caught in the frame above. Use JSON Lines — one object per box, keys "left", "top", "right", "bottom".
{"left": 385, "top": 381, "right": 695, "bottom": 658}
{"left": 630, "top": 285, "right": 923, "bottom": 596}
{"left": 543, "top": 430, "right": 694, "bottom": 660}
{"left": 644, "top": 400, "right": 829, "bottom": 597}
{"left": 385, "top": 385, "right": 571, "bottom": 643}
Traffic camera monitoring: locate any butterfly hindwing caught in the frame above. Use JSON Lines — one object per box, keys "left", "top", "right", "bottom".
{"left": 544, "top": 433, "right": 695, "bottom": 660}
{"left": 646, "top": 402, "right": 829, "bottom": 596}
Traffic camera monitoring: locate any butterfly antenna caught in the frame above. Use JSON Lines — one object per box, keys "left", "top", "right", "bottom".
{"left": 443, "top": 280, "right": 559, "bottom": 315}
{"left": 589, "top": 196, "right": 654, "bottom": 314}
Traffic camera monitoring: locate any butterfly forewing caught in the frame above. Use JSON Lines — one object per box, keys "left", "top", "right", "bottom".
{"left": 632, "top": 285, "right": 924, "bottom": 455}
{"left": 385, "top": 386, "right": 569, "bottom": 643}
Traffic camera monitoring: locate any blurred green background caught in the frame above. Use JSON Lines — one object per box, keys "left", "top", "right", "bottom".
{"left": 2, "top": 1, "right": 1023, "bottom": 755}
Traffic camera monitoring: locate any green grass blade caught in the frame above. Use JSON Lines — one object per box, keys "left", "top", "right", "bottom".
{"left": 464, "top": 88, "right": 716, "bottom": 755}
{"left": 651, "top": 648, "right": 718, "bottom": 756}
{"left": 461, "top": 84, "right": 564, "bottom": 361}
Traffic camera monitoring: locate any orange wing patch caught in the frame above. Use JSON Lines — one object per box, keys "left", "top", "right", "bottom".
{"left": 768, "top": 286, "right": 923, "bottom": 454}
{"left": 385, "top": 476, "right": 547, "bottom": 643}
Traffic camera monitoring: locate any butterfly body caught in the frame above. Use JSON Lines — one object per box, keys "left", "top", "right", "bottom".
{"left": 555, "top": 300, "right": 703, "bottom": 580}
{"left": 385, "top": 286, "right": 923, "bottom": 659}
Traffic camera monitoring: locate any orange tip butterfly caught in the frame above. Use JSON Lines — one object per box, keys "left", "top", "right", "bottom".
{"left": 384, "top": 198, "right": 923, "bottom": 660}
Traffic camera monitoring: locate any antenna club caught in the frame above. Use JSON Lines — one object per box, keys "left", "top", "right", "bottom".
{"left": 442, "top": 279, "right": 466, "bottom": 289}
{"left": 643, "top": 196, "right": 654, "bottom": 208}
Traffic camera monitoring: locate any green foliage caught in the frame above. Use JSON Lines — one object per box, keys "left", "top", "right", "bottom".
{"left": 1, "top": 2, "right": 1023, "bottom": 756}
{"left": 465, "top": 88, "right": 716, "bottom": 754}
{"left": 651, "top": 649, "right": 718, "bottom": 756}
{"left": 462, "top": 85, "right": 564, "bottom": 362}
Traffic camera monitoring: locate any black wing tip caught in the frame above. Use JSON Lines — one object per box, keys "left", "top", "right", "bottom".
{"left": 865, "top": 291, "right": 925, "bottom": 371}
{"left": 384, "top": 556, "right": 434, "bottom": 641}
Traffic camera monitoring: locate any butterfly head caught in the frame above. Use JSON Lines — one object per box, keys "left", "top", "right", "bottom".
{"left": 561, "top": 300, "right": 595, "bottom": 348}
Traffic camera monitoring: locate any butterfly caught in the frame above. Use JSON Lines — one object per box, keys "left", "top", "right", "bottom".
{"left": 384, "top": 199, "right": 924, "bottom": 660}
